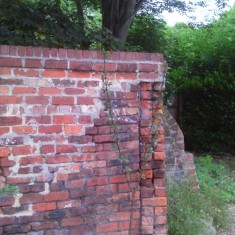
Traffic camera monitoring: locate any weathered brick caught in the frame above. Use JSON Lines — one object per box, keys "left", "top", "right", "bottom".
{"left": 60, "top": 217, "right": 84, "bottom": 227}
{"left": 64, "top": 125, "right": 83, "bottom": 134}
{"left": 77, "top": 97, "right": 94, "bottom": 105}
{"left": 0, "top": 96, "right": 23, "bottom": 104}
{"left": 0, "top": 147, "right": 11, "bottom": 157}
{"left": 20, "top": 193, "right": 44, "bottom": 204}
{"left": 87, "top": 176, "right": 108, "bottom": 186}
{"left": 56, "top": 145, "right": 77, "bottom": 153}
{"left": 42, "top": 69, "right": 66, "bottom": 78}
{"left": 39, "top": 87, "right": 62, "bottom": 95}
{"left": 52, "top": 97, "right": 74, "bottom": 105}
{"left": 39, "top": 125, "right": 62, "bottom": 134}
{"left": 0, "top": 58, "right": 21, "bottom": 67}
{"left": 45, "top": 60, "right": 67, "bottom": 69}
{"left": 33, "top": 202, "right": 57, "bottom": 212}
{"left": 45, "top": 155, "right": 70, "bottom": 164}
{"left": 44, "top": 192, "right": 69, "bottom": 202}
{"left": 13, "top": 68, "right": 39, "bottom": 77}
{"left": 68, "top": 135, "right": 92, "bottom": 144}
{"left": 53, "top": 115, "right": 75, "bottom": 124}
{"left": 96, "top": 222, "right": 118, "bottom": 233}
{"left": 0, "top": 195, "right": 15, "bottom": 206}
{"left": 12, "top": 126, "right": 36, "bottom": 134}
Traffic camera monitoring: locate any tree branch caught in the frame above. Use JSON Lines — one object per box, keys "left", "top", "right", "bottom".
{"left": 134, "top": 0, "right": 145, "bottom": 15}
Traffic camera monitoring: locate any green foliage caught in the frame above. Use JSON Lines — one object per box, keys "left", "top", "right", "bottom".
{"left": 167, "top": 155, "right": 234, "bottom": 234}
{"left": 0, "top": 184, "right": 18, "bottom": 197}
{"left": 165, "top": 6, "right": 235, "bottom": 153}
{"left": 0, "top": 0, "right": 86, "bottom": 48}
{"left": 195, "top": 155, "right": 235, "bottom": 203}
{"left": 126, "top": 13, "right": 167, "bottom": 53}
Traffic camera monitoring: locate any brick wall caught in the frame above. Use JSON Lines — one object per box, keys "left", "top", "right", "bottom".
{"left": 164, "top": 108, "right": 198, "bottom": 186}
{"left": 0, "top": 45, "right": 167, "bottom": 235}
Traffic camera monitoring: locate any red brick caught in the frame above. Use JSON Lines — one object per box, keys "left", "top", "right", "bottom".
{"left": 12, "top": 145, "right": 35, "bottom": 156}
{"left": 26, "top": 96, "right": 49, "bottom": 104}
{"left": 36, "top": 174, "right": 54, "bottom": 183}
{"left": 65, "top": 179, "right": 85, "bottom": 188}
{"left": 20, "top": 193, "right": 43, "bottom": 204}
{"left": 45, "top": 60, "right": 67, "bottom": 69}
{"left": 0, "top": 217, "right": 15, "bottom": 226}
{"left": 44, "top": 192, "right": 68, "bottom": 202}
{"left": 96, "top": 222, "right": 118, "bottom": 233}
{"left": 67, "top": 71, "right": 91, "bottom": 79}
{"left": 57, "top": 199, "right": 81, "bottom": 209}
{"left": 12, "top": 126, "right": 36, "bottom": 134}
{"left": 52, "top": 97, "right": 74, "bottom": 105}
{"left": 0, "top": 147, "right": 11, "bottom": 157}
{"left": 78, "top": 116, "right": 91, "bottom": 124}
{"left": 110, "top": 212, "right": 131, "bottom": 221}
{"left": 64, "top": 88, "right": 85, "bottom": 95}
{"left": 25, "top": 59, "right": 42, "bottom": 68}
{"left": 155, "top": 215, "right": 167, "bottom": 225}
{"left": 0, "top": 96, "right": 23, "bottom": 104}
{"left": 77, "top": 97, "right": 94, "bottom": 105}
{"left": 93, "top": 135, "right": 114, "bottom": 143}
{"left": 0, "top": 58, "right": 21, "bottom": 67}
{"left": 45, "top": 155, "right": 70, "bottom": 164}
{"left": 142, "top": 197, "right": 167, "bottom": 207}
{"left": 64, "top": 125, "right": 83, "bottom": 134}
{"left": 153, "top": 152, "right": 165, "bottom": 160}
{"left": 117, "top": 63, "right": 137, "bottom": 72}
{"left": 94, "top": 63, "right": 116, "bottom": 72}
{"left": 141, "top": 170, "right": 153, "bottom": 179}
{"left": 0, "top": 158, "right": 16, "bottom": 167}
{"left": 116, "top": 73, "right": 137, "bottom": 80}
{"left": 42, "top": 69, "right": 66, "bottom": 78}
{"left": 39, "top": 125, "right": 62, "bottom": 134}
{"left": 53, "top": 115, "right": 75, "bottom": 124}
{"left": 0, "top": 86, "right": 9, "bottom": 94}
{"left": 109, "top": 175, "right": 127, "bottom": 184}
{"left": 26, "top": 116, "right": 51, "bottom": 124}
{"left": 13, "top": 87, "right": 36, "bottom": 94}
{"left": 13, "top": 68, "right": 39, "bottom": 77}
{"left": 41, "top": 145, "right": 55, "bottom": 154}
{"left": 60, "top": 217, "right": 84, "bottom": 227}
{"left": 20, "top": 156, "right": 43, "bottom": 166}
{"left": 155, "top": 207, "right": 167, "bottom": 216}
{"left": 73, "top": 153, "right": 95, "bottom": 162}
{"left": 56, "top": 145, "right": 77, "bottom": 153}
{"left": 0, "top": 195, "right": 15, "bottom": 206}
{"left": 39, "top": 87, "right": 62, "bottom": 95}
{"left": 87, "top": 176, "right": 108, "bottom": 186}
{"left": 83, "top": 160, "right": 106, "bottom": 169}
{"left": 33, "top": 202, "right": 56, "bottom": 212}
{"left": 0, "top": 127, "right": 9, "bottom": 135}
{"left": 0, "top": 67, "right": 11, "bottom": 75}
{"left": 68, "top": 135, "right": 92, "bottom": 144}
{"left": 70, "top": 61, "right": 93, "bottom": 70}
{"left": 139, "top": 64, "right": 158, "bottom": 72}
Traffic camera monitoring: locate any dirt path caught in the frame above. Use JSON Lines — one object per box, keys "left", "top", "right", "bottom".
{"left": 217, "top": 204, "right": 235, "bottom": 235}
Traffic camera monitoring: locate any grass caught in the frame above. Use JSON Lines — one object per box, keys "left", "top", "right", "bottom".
{"left": 167, "top": 155, "right": 235, "bottom": 235}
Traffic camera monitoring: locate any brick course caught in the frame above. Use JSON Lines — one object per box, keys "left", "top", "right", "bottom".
{"left": 0, "top": 45, "right": 166, "bottom": 234}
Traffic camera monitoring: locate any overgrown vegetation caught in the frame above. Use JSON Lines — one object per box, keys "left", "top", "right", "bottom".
{"left": 167, "top": 155, "right": 235, "bottom": 235}
{"left": 0, "top": 184, "right": 18, "bottom": 197}
{"left": 165, "top": 6, "right": 235, "bottom": 153}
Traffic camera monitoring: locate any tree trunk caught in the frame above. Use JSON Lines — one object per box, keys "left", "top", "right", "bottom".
{"left": 102, "top": 0, "right": 144, "bottom": 44}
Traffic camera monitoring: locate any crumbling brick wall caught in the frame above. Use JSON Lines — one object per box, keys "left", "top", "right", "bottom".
{"left": 0, "top": 45, "right": 167, "bottom": 235}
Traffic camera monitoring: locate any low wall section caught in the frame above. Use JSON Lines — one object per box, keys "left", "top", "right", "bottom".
{"left": 0, "top": 45, "right": 167, "bottom": 235}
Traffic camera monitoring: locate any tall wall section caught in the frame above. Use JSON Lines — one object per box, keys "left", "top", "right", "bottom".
{"left": 0, "top": 45, "right": 167, "bottom": 235}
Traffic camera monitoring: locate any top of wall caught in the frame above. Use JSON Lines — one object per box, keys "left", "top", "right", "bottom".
{"left": 0, "top": 45, "right": 167, "bottom": 83}
{"left": 0, "top": 45, "right": 164, "bottom": 62}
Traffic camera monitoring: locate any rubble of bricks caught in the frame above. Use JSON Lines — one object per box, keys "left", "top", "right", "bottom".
{"left": 0, "top": 45, "right": 167, "bottom": 235}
